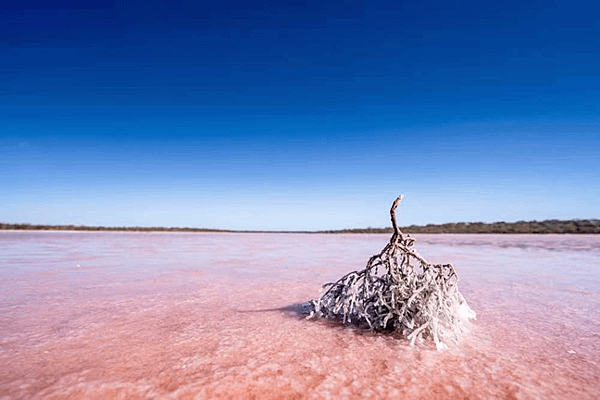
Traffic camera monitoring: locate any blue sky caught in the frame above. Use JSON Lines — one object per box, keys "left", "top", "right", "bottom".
{"left": 1, "top": 0, "right": 599, "bottom": 230}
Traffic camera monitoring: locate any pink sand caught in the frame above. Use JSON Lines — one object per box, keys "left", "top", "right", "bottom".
{"left": 1, "top": 232, "right": 599, "bottom": 399}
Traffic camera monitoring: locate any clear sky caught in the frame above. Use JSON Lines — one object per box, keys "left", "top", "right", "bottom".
{"left": 1, "top": 0, "right": 599, "bottom": 231}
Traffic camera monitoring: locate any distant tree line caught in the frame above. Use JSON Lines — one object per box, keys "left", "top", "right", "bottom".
{"left": 1, "top": 219, "right": 599, "bottom": 234}
{"left": 319, "top": 219, "right": 600, "bottom": 234}
{"left": 0, "top": 223, "right": 229, "bottom": 233}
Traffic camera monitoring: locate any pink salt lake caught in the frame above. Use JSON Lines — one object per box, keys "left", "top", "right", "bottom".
{"left": 1, "top": 232, "right": 599, "bottom": 399}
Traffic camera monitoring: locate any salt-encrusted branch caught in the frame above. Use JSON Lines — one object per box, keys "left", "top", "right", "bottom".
{"left": 309, "top": 195, "right": 476, "bottom": 350}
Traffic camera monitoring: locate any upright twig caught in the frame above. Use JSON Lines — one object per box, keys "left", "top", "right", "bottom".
{"left": 390, "top": 195, "right": 404, "bottom": 241}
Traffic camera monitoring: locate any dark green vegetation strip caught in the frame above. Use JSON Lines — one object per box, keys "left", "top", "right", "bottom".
{"left": 1, "top": 219, "right": 599, "bottom": 234}
{"left": 320, "top": 219, "right": 600, "bottom": 234}
{"left": 0, "top": 224, "right": 229, "bottom": 233}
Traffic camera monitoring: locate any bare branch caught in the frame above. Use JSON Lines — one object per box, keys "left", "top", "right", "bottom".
{"left": 390, "top": 195, "right": 404, "bottom": 240}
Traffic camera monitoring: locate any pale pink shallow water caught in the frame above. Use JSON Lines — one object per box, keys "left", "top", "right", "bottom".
{"left": 1, "top": 232, "right": 599, "bottom": 399}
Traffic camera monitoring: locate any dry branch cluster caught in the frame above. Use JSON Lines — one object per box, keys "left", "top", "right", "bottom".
{"left": 309, "top": 196, "right": 476, "bottom": 350}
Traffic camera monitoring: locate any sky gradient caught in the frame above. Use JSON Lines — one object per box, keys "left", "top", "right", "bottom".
{"left": 1, "top": 0, "right": 599, "bottom": 230}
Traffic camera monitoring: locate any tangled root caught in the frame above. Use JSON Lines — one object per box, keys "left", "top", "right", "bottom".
{"left": 309, "top": 195, "right": 476, "bottom": 350}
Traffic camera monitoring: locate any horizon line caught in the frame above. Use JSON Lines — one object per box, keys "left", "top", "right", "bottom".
{"left": 1, "top": 219, "right": 599, "bottom": 234}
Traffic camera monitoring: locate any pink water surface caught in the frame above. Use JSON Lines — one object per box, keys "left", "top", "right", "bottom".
{"left": 1, "top": 232, "right": 599, "bottom": 399}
